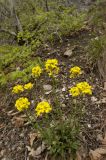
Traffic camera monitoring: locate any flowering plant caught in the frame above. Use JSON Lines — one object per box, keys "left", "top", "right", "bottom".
{"left": 70, "top": 66, "right": 81, "bottom": 78}
{"left": 32, "top": 65, "right": 42, "bottom": 78}
{"left": 35, "top": 101, "right": 52, "bottom": 117}
{"left": 24, "top": 82, "right": 33, "bottom": 90}
{"left": 69, "top": 82, "right": 92, "bottom": 97}
{"left": 45, "top": 59, "right": 59, "bottom": 77}
{"left": 12, "top": 84, "right": 24, "bottom": 94}
{"left": 15, "top": 97, "right": 30, "bottom": 111}
{"left": 12, "top": 60, "right": 93, "bottom": 159}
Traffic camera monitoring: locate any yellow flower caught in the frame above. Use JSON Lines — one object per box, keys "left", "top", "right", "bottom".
{"left": 45, "top": 59, "right": 59, "bottom": 77}
{"left": 15, "top": 97, "right": 30, "bottom": 111}
{"left": 32, "top": 65, "right": 42, "bottom": 78}
{"left": 70, "top": 66, "right": 81, "bottom": 78}
{"left": 35, "top": 101, "right": 52, "bottom": 116}
{"left": 24, "top": 82, "right": 33, "bottom": 90}
{"left": 12, "top": 85, "right": 24, "bottom": 94}
{"left": 76, "top": 82, "right": 92, "bottom": 95}
{"left": 69, "top": 82, "right": 92, "bottom": 97}
{"left": 69, "top": 87, "right": 80, "bottom": 97}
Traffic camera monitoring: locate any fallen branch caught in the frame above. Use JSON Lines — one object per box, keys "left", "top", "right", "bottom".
{"left": 0, "top": 28, "right": 17, "bottom": 36}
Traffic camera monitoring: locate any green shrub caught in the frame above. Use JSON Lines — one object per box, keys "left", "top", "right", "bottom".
{"left": 18, "top": 7, "right": 86, "bottom": 45}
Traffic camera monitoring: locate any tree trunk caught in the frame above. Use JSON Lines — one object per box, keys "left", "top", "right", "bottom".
{"left": 45, "top": 0, "right": 49, "bottom": 11}
{"left": 9, "top": 0, "right": 23, "bottom": 32}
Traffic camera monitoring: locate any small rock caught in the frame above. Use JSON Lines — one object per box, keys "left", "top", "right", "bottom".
{"left": 88, "top": 124, "right": 91, "bottom": 128}
{"left": 20, "top": 133, "right": 24, "bottom": 138}
{"left": 61, "top": 104, "right": 66, "bottom": 108}
{"left": 64, "top": 49, "right": 73, "bottom": 57}
{"left": 43, "top": 85, "right": 52, "bottom": 91}
{"left": 16, "top": 67, "right": 20, "bottom": 71}
{"left": 31, "top": 100, "right": 35, "bottom": 106}
{"left": 91, "top": 96, "right": 98, "bottom": 103}
{"left": 56, "top": 89, "right": 60, "bottom": 93}
{"left": 94, "top": 36, "right": 99, "bottom": 40}
{"left": 62, "top": 87, "right": 66, "bottom": 92}
{"left": 60, "top": 94, "right": 64, "bottom": 99}
{"left": 45, "top": 91, "right": 52, "bottom": 95}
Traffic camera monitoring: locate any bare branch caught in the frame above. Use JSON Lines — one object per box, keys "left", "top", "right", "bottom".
{"left": 14, "top": 9, "right": 23, "bottom": 32}
{"left": 0, "top": 28, "right": 17, "bottom": 36}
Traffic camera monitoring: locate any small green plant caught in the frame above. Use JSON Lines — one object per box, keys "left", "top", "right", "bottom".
{"left": 88, "top": 0, "right": 106, "bottom": 31}
{"left": 12, "top": 59, "right": 93, "bottom": 159}
{"left": 0, "top": 44, "right": 42, "bottom": 86}
{"left": 0, "top": 73, "right": 7, "bottom": 86}
{"left": 88, "top": 36, "right": 106, "bottom": 63}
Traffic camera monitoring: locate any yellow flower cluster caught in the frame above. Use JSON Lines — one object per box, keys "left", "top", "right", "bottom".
{"left": 70, "top": 66, "right": 81, "bottom": 78}
{"left": 76, "top": 82, "right": 92, "bottom": 95}
{"left": 35, "top": 101, "right": 52, "bottom": 116}
{"left": 15, "top": 97, "right": 30, "bottom": 111}
{"left": 12, "top": 85, "right": 24, "bottom": 94}
{"left": 69, "top": 87, "right": 80, "bottom": 97}
{"left": 12, "top": 82, "right": 33, "bottom": 94}
{"left": 69, "top": 82, "right": 92, "bottom": 97}
{"left": 32, "top": 65, "right": 42, "bottom": 78}
{"left": 45, "top": 59, "right": 59, "bottom": 77}
{"left": 24, "top": 82, "right": 33, "bottom": 90}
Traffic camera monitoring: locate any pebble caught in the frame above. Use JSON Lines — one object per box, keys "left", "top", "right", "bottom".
{"left": 43, "top": 85, "right": 52, "bottom": 91}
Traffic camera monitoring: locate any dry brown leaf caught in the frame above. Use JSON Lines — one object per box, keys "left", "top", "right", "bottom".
{"left": 75, "top": 145, "right": 87, "bottom": 160}
{"left": 26, "top": 146, "right": 40, "bottom": 158}
{"left": 0, "top": 123, "right": 5, "bottom": 129}
{"left": 96, "top": 97, "right": 106, "bottom": 104}
{"left": 76, "top": 151, "right": 82, "bottom": 160}
{"left": 29, "top": 132, "right": 38, "bottom": 146}
{"left": 12, "top": 116, "right": 25, "bottom": 127}
{"left": 7, "top": 110, "right": 15, "bottom": 116}
{"left": 33, "top": 142, "right": 46, "bottom": 156}
{"left": 8, "top": 111, "right": 20, "bottom": 116}
{"left": 89, "top": 148, "right": 106, "bottom": 160}
{"left": 97, "top": 133, "right": 106, "bottom": 146}
{"left": 104, "top": 82, "right": 106, "bottom": 91}
{"left": 101, "top": 133, "right": 106, "bottom": 146}
{"left": 27, "top": 142, "right": 46, "bottom": 158}
{"left": 0, "top": 149, "right": 6, "bottom": 157}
